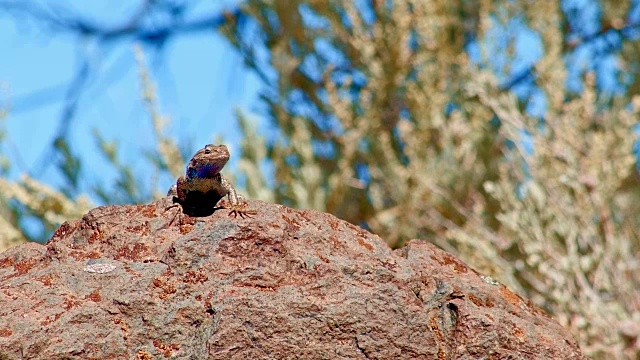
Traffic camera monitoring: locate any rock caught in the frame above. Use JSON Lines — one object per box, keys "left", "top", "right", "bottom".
{"left": 0, "top": 198, "right": 586, "bottom": 359}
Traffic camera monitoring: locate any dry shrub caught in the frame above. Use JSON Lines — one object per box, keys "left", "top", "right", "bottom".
{"left": 224, "top": 1, "right": 640, "bottom": 357}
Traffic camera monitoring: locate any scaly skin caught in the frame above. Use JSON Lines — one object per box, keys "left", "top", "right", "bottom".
{"left": 167, "top": 144, "right": 255, "bottom": 218}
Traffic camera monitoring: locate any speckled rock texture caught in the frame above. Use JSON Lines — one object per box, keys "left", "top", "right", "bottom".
{"left": 0, "top": 198, "right": 586, "bottom": 359}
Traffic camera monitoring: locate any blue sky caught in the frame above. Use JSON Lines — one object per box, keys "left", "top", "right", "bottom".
{"left": 1, "top": 0, "right": 637, "bottom": 202}
{"left": 0, "top": 0, "right": 264, "bottom": 200}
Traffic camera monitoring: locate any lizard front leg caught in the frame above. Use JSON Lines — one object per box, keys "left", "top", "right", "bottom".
{"left": 164, "top": 176, "right": 188, "bottom": 226}
{"left": 220, "top": 175, "right": 256, "bottom": 218}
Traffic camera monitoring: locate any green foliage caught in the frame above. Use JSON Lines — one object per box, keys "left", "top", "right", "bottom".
{"left": 53, "top": 136, "right": 81, "bottom": 197}
{"left": 0, "top": 47, "right": 185, "bottom": 246}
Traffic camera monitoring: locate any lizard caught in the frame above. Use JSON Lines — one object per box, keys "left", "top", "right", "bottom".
{"left": 167, "top": 144, "right": 256, "bottom": 219}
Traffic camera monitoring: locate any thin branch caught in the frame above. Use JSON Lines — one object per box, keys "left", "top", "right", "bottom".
{"left": 0, "top": 0, "right": 247, "bottom": 177}
{"left": 501, "top": 19, "right": 640, "bottom": 90}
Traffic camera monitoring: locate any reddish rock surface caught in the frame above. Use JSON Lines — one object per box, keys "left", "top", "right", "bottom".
{"left": 0, "top": 198, "right": 586, "bottom": 359}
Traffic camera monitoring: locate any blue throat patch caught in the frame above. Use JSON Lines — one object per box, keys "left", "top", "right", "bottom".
{"left": 188, "top": 164, "right": 221, "bottom": 179}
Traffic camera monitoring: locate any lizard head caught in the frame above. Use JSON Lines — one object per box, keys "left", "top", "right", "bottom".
{"left": 186, "top": 144, "right": 230, "bottom": 179}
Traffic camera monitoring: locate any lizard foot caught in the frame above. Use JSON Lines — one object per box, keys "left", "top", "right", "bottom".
{"left": 227, "top": 203, "right": 257, "bottom": 219}
{"left": 164, "top": 202, "right": 183, "bottom": 227}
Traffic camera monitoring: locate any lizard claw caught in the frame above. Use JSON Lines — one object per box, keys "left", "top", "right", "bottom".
{"left": 227, "top": 203, "right": 257, "bottom": 219}
{"left": 162, "top": 202, "right": 183, "bottom": 228}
